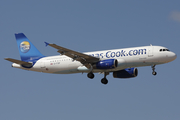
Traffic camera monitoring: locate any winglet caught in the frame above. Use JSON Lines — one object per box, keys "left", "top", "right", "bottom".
{"left": 44, "top": 42, "right": 49, "bottom": 46}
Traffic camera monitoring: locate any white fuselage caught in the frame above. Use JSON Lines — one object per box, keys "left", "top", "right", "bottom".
{"left": 12, "top": 45, "right": 177, "bottom": 74}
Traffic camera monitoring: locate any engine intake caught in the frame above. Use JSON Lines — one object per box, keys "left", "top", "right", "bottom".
{"left": 113, "top": 68, "right": 138, "bottom": 78}
{"left": 95, "top": 59, "right": 118, "bottom": 69}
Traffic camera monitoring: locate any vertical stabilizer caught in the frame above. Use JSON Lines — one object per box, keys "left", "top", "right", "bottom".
{"left": 15, "top": 33, "right": 44, "bottom": 61}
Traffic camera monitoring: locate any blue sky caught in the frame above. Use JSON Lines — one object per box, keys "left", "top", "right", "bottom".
{"left": 1, "top": 0, "right": 180, "bottom": 120}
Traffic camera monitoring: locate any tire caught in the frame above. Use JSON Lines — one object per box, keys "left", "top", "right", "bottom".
{"left": 152, "top": 71, "right": 157, "bottom": 76}
{"left": 101, "top": 78, "right": 108, "bottom": 84}
{"left": 87, "top": 72, "right": 94, "bottom": 79}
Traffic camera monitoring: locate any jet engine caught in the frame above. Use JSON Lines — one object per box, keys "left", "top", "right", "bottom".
{"left": 113, "top": 68, "right": 138, "bottom": 78}
{"left": 95, "top": 59, "right": 118, "bottom": 69}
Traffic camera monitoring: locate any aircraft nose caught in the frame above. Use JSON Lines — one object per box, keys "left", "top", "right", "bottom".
{"left": 174, "top": 53, "right": 177, "bottom": 60}
{"left": 169, "top": 52, "right": 177, "bottom": 61}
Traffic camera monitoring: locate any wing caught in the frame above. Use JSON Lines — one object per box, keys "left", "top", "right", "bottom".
{"left": 45, "top": 42, "right": 99, "bottom": 68}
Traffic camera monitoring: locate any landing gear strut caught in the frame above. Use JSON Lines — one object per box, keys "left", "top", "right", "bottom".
{"left": 101, "top": 72, "right": 109, "bottom": 85}
{"left": 87, "top": 64, "right": 94, "bottom": 79}
{"left": 151, "top": 65, "right": 157, "bottom": 75}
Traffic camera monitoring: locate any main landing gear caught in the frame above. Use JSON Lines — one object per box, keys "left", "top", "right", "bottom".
{"left": 87, "top": 72, "right": 94, "bottom": 79}
{"left": 101, "top": 72, "right": 109, "bottom": 85}
{"left": 87, "top": 72, "right": 109, "bottom": 85}
{"left": 151, "top": 65, "right": 157, "bottom": 75}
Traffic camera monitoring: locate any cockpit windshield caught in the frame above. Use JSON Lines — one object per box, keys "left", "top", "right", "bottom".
{"left": 159, "top": 49, "right": 170, "bottom": 52}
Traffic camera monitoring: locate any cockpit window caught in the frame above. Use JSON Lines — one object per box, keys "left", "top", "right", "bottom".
{"left": 159, "top": 49, "right": 170, "bottom": 52}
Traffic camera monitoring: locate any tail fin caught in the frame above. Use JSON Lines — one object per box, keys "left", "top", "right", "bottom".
{"left": 15, "top": 33, "right": 45, "bottom": 61}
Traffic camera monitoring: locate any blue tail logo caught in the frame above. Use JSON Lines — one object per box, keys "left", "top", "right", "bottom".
{"left": 20, "top": 41, "right": 31, "bottom": 53}
{"left": 15, "top": 33, "right": 45, "bottom": 62}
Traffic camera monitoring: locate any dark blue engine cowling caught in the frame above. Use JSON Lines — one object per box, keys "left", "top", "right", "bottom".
{"left": 95, "top": 59, "right": 118, "bottom": 69}
{"left": 113, "top": 68, "right": 138, "bottom": 78}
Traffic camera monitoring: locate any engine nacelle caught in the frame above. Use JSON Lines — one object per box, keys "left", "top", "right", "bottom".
{"left": 95, "top": 59, "right": 118, "bottom": 69}
{"left": 113, "top": 68, "right": 138, "bottom": 78}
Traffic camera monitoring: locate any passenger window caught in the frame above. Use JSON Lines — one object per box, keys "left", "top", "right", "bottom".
{"left": 163, "top": 49, "right": 165, "bottom": 51}
{"left": 160, "top": 49, "right": 162, "bottom": 51}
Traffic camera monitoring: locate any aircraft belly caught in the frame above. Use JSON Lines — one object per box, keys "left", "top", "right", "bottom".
{"left": 47, "top": 61, "right": 81, "bottom": 74}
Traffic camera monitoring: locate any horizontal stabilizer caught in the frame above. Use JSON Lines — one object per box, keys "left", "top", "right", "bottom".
{"left": 4, "top": 58, "right": 33, "bottom": 66}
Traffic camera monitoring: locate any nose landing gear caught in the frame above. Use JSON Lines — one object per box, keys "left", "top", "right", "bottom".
{"left": 151, "top": 65, "right": 157, "bottom": 75}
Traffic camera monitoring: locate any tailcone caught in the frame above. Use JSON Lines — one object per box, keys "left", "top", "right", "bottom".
{"left": 12, "top": 63, "right": 21, "bottom": 68}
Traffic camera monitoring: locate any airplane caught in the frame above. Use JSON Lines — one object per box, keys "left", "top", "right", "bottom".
{"left": 5, "top": 33, "right": 177, "bottom": 84}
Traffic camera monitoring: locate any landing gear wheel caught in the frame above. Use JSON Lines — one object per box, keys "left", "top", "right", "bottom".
{"left": 152, "top": 71, "right": 157, "bottom": 76}
{"left": 87, "top": 72, "right": 94, "bottom": 79}
{"left": 151, "top": 65, "right": 157, "bottom": 76}
{"left": 101, "top": 78, "right": 108, "bottom": 85}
